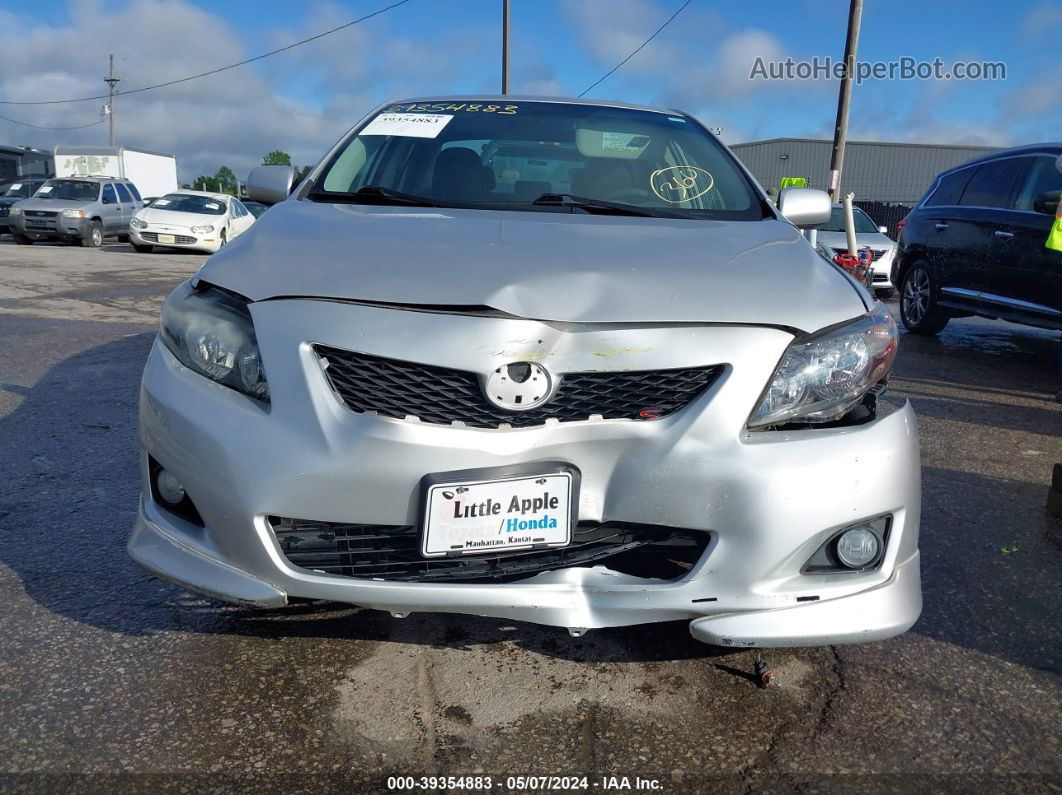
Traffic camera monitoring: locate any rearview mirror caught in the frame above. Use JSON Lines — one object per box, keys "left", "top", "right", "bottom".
{"left": 1033, "top": 190, "right": 1061, "bottom": 215}
{"left": 247, "top": 165, "right": 295, "bottom": 205}
{"left": 778, "top": 187, "right": 831, "bottom": 228}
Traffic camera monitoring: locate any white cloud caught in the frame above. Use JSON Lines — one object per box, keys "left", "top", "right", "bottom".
{"left": 1021, "top": 1, "right": 1062, "bottom": 39}
{"left": 0, "top": 0, "right": 488, "bottom": 182}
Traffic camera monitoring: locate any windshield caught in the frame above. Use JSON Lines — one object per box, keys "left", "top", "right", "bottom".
{"left": 313, "top": 101, "right": 765, "bottom": 219}
{"left": 150, "top": 194, "right": 227, "bottom": 215}
{"left": 36, "top": 180, "right": 100, "bottom": 201}
{"left": 820, "top": 206, "right": 880, "bottom": 233}
{"left": 1, "top": 181, "right": 40, "bottom": 198}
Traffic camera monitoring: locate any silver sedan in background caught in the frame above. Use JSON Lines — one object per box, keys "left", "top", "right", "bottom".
{"left": 129, "top": 96, "right": 920, "bottom": 648}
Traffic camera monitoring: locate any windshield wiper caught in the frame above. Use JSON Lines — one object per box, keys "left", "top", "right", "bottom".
{"left": 530, "top": 193, "right": 663, "bottom": 218}
{"left": 311, "top": 185, "right": 438, "bottom": 207}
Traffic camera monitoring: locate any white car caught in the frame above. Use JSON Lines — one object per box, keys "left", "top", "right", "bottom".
{"left": 814, "top": 205, "right": 897, "bottom": 298}
{"left": 129, "top": 190, "right": 255, "bottom": 253}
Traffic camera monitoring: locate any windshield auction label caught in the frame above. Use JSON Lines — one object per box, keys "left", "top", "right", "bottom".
{"left": 361, "top": 113, "right": 454, "bottom": 138}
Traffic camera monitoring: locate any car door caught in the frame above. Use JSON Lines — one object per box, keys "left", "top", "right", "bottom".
{"left": 913, "top": 166, "right": 976, "bottom": 307}
{"left": 983, "top": 152, "right": 1062, "bottom": 326}
{"left": 100, "top": 183, "right": 122, "bottom": 234}
{"left": 940, "top": 157, "right": 1033, "bottom": 311}
{"left": 231, "top": 200, "right": 254, "bottom": 237}
{"left": 114, "top": 182, "right": 135, "bottom": 232}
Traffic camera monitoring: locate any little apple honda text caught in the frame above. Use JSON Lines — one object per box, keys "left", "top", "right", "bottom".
{"left": 129, "top": 96, "right": 921, "bottom": 648}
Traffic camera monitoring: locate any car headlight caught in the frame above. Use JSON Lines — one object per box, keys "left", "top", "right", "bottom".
{"left": 62, "top": 208, "right": 87, "bottom": 218}
{"left": 130, "top": 216, "right": 148, "bottom": 229}
{"left": 159, "top": 281, "right": 269, "bottom": 402}
{"left": 191, "top": 224, "right": 214, "bottom": 234}
{"left": 748, "top": 302, "right": 897, "bottom": 428}
{"left": 9, "top": 206, "right": 21, "bottom": 215}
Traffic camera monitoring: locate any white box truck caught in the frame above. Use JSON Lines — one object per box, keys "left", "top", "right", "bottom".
{"left": 54, "top": 145, "right": 178, "bottom": 199}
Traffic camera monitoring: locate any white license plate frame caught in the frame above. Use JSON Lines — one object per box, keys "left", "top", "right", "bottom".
{"left": 157, "top": 233, "right": 176, "bottom": 244}
{"left": 419, "top": 463, "right": 579, "bottom": 558}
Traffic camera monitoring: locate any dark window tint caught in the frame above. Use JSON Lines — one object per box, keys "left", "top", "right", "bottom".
{"left": 958, "top": 157, "right": 1034, "bottom": 209}
{"left": 102, "top": 184, "right": 118, "bottom": 204}
{"left": 126, "top": 182, "right": 142, "bottom": 201}
{"left": 114, "top": 182, "right": 133, "bottom": 203}
{"left": 924, "top": 168, "right": 973, "bottom": 206}
{"left": 1015, "top": 155, "right": 1062, "bottom": 211}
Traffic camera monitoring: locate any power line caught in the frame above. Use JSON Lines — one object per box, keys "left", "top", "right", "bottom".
{"left": 0, "top": 111, "right": 105, "bottom": 130}
{"left": 0, "top": 0, "right": 414, "bottom": 106}
{"left": 578, "top": 0, "right": 694, "bottom": 98}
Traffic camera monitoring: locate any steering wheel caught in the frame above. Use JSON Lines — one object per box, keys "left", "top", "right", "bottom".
{"left": 604, "top": 187, "right": 652, "bottom": 204}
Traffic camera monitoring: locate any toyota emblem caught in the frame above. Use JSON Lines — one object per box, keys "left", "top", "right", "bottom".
{"left": 485, "top": 362, "right": 552, "bottom": 411}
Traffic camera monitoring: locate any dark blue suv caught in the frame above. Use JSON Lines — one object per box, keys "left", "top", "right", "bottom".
{"left": 893, "top": 144, "right": 1061, "bottom": 334}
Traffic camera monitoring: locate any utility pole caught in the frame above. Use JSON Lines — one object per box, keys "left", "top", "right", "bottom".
{"left": 104, "top": 54, "right": 120, "bottom": 147}
{"left": 501, "top": 0, "right": 510, "bottom": 95}
{"left": 827, "top": 0, "right": 861, "bottom": 203}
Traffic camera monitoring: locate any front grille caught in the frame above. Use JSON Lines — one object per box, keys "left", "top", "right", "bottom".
{"left": 873, "top": 273, "right": 888, "bottom": 283}
{"left": 315, "top": 345, "right": 722, "bottom": 429}
{"left": 25, "top": 210, "right": 58, "bottom": 218}
{"left": 0, "top": 207, "right": 8, "bottom": 217}
{"left": 270, "top": 516, "right": 708, "bottom": 583}
{"left": 141, "top": 232, "right": 196, "bottom": 244}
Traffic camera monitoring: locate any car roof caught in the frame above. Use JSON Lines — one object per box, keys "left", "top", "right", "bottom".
{"left": 50, "top": 175, "right": 130, "bottom": 183}
{"left": 939, "top": 142, "right": 1062, "bottom": 175}
{"left": 163, "top": 189, "right": 231, "bottom": 201}
{"left": 387, "top": 94, "right": 688, "bottom": 117}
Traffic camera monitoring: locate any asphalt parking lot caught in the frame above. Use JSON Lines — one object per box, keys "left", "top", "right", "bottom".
{"left": 0, "top": 237, "right": 1059, "bottom": 792}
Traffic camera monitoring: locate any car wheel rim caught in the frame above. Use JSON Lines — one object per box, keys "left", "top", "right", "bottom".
{"left": 902, "top": 269, "right": 929, "bottom": 324}
{"left": 93, "top": 229, "right": 101, "bottom": 245}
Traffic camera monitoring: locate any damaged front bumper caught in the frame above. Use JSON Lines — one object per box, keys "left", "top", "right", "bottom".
{"left": 130, "top": 298, "right": 923, "bottom": 647}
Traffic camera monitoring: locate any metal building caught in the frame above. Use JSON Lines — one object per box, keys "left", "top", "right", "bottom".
{"left": 729, "top": 137, "right": 1000, "bottom": 231}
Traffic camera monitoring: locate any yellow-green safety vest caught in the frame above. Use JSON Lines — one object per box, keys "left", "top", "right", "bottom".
{"left": 1047, "top": 199, "right": 1062, "bottom": 252}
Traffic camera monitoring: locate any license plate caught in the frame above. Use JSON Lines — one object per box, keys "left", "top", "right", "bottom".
{"left": 157, "top": 233, "right": 176, "bottom": 244}
{"left": 421, "top": 470, "right": 574, "bottom": 557}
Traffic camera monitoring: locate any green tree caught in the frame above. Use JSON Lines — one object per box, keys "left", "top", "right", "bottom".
{"left": 214, "top": 166, "right": 237, "bottom": 195}
{"left": 291, "top": 165, "right": 313, "bottom": 188}
{"left": 262, "top": 150, "right": 292, "bottom": 166}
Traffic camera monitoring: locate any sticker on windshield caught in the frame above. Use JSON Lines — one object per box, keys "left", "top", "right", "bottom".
{"left": 154, "top": 198, "right": 171, "bottom": 206}
{"left": 361, "top": 113, "right": 454, "bottom": 138}
{"left": 383, "top": 102, "right": 519, "bottom": 115}
{"left": 204, "top": 202, "right": 220, "bottom": 209}
{"left": 9, "top": 183, "right": 21, "bottom": 190}
{"left": 650, "top": 166, "right": 714, "bottom": 203}
{"left": 37, "top": 186, "right": 53, "bottom": 194}
{"left": 601, "top": 132, "right": 650, "bottom": 153}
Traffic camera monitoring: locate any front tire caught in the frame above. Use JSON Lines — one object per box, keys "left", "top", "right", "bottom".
{"left": 876, "top": 288, "right": 896, "bottom": 300}
{"left": 899, "top": 262, "right": 950, "bottom": 334}
{"left": 13, "top": 233, "right": 33, "bottom": 245}
{"left": 80, "top": 221, "right": 103, "bottom": 248}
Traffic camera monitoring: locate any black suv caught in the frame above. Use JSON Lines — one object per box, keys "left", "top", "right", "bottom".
{"left": 893, "top": 144, "right": 1061, "bottom": 334}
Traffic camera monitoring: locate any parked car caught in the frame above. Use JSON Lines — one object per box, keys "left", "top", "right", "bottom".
{"left": 129, "top": 190, "right": 256, "bottom": 253}
{"left": 9, "top": 176, "right": 143, "bottom": 247}
{"left": 129, "top": 96, "right": 919, "bottom": 649}
{"left": 0, "top": 177, "right": 48, "bottom": 236}
{"left": 242, "top": 200, "right": 269, "bottom": 218}
{"left": 894, "top": 143, "right": 1062, "bottom": 334}
{"left": 816, "top": 205, "right": 896, "bottom": 298}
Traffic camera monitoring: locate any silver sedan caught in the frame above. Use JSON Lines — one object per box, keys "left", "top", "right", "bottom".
{"left": 129, "top": 96, "right": 921, "bottom": 648}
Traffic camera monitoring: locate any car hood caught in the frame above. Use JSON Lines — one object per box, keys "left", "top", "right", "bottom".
{"left": 198, "top": 201, "right": 867, "bottom": 332}
{"left": 815, "top": 230, "right": 894, "bottom": 249}
{"left": 13, "top": 197, "right": 96, "bottom": 213}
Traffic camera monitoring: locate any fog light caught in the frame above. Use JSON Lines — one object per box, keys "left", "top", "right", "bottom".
{"left": 155, "top": 468, "right": 186, "bottom": 505}
{"left": 836, "top": 526, "right": 879, "bottom": 568}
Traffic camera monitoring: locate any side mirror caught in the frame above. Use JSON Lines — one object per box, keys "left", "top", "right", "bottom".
{"left": 1033, "top": 190, "right": 1061, "bottom": 215}
{"left": 247, "top": 165, "right": 296, "bottom": 205}
{"left": 878, "top": 225, "right": 888, "bottom": 234}
{"left": 778, "top": 187, "right": 832, "bottom": 228}
{"left": 102, "top": 196, "right": 111, "bottom": 204}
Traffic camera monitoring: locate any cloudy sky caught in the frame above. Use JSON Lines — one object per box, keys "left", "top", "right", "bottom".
{"left": 3, "top": 0, "right": 1060, "bottom": 182}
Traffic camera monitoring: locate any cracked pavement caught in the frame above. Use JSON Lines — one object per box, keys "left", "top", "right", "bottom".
{"left": 0, "top": 238, "right": 1059, "bottom": 792}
